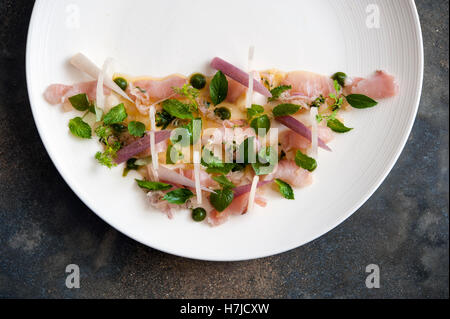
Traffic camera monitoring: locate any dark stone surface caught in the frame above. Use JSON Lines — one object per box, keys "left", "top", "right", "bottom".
{"left": 0, "top": 0, "right": 448, "bottom": 299}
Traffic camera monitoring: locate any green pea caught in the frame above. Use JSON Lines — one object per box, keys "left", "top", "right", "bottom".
{"left": 190, "top": 73, "right": 207, "bottom": 90}
{"left": 192, "top": 207, "right": 207, "bottom": 222}
{"left": 331, "top": 72, "right": 347, "bottom": 87}
{"left": 214, "top": 107, "right": 231, "bottom": 121}
{"left": 114, "top": 77, "right": 128, "bottom": 91}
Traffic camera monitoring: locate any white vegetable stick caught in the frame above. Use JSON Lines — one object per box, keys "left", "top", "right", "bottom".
{"left": 247, "top": 175, "right": 259, "bottom": 214}
{"left": 149, "top": 105, "right": 158, "bottom": 173}
{"left": 310, "top": 108, "right": 319, "bottom": 159}
{"left": 70, "top": 53, "right": 133, "bottom": 102}
{"left": 245, "top": 46, "right": 255, "bottom": 109}
{"left": 193, "top": 151, "right": 202, "bottom": 205}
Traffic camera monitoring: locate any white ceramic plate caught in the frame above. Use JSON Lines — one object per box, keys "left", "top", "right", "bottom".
{"left": 26, "top": 0, "right": 423, "bottom": 261}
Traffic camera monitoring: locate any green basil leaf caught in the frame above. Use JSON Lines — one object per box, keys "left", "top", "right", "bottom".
{"left": 162, "top": 99, "right": 193, "bottom": 120}
{"left": 210, "top": 71, "right": 228, "bottom": 105}
{"left": 272, "top": 103, "right": 301, "bottom": 117}
{"left": 327, "top": 118, "right": 353, "bottom": 133}
{"left": 201, "top": 148, "right": 235, "bottom": 174}
{"left": 250, "top": 114, "right": 271, "bottom": 137}
{"left": 275, "top": 179, "right": 295, "bottom": 200}
{"left": 247, "top": 104, "right": 264, "bottom": 120}
{"left": 68, "top": 94, "right": 91, "bottom": 111}
{"left": 295, "top": 150, "right": 317, "bottom": 172}
{"left": 209, "top": 188, "right": 234, "bottom": 212}
{"left": 252, "top": 146, "right": 277, "bottom": 176}
{"left": 136, "top": 179, "right": 173, "bottom": 191}
{"left": 346, "top": 94, "right": 378, "bottom": 109}
{"left": 212, "top": 175, "right": 236, "bottom": 188}
{"left": 68, "top": 117, "right": 92, "bottom": 139}
{"left": 268, "top": 85, "right": 292, "bottom": 102}
{"left": 163, "top": 188, "right": 194, "bottom": 204}
{"left": 128, "top": 121, "right": 146, "bottom": 137}
{"left": 103, "top": 103, "right": 128, "bottom": 125}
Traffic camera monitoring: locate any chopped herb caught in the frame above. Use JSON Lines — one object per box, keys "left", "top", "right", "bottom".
{"left": 172, "top": 84, "right": 200, "bottom": 110}
{"left": 123, "top": 158, "right": 139, "bottom": 177}
{"left": 210, "top": 71, "right": 228, "bottom": 105}
{"left": 252, "top": 146, "right": 277, "bottom": 176}
{"left": 209, "top": 188, "right": 234, "bottom": 212}
{"left": 201, "top": 148, "right": 235, "bottom": 174}
{"left": 113, "top": 77, "right": 128, "bottom": 91}
{"left": 136, "top": 86, "right": 146, "bottom": 93}
{"left": 103, "top": 103, "right": 127, "bottom": 125}
{"left": 69, "top": 117, "right": 92, "bottom": 139}
{"left": 95, "top": 125, "right": 113, "bottom": 144}
{"left": 250, "top": 114, "right": 271, "bottom": 137}
{"left": 95, "top": 141, "right": 121, "bottom": 169}
{"left": 68, "top": 94, "right": 91, "bottom": 111}
{"left": 333, "top": 79, "right": 342, "bottom": 93}
{"left": 272, "top": 103, "right": 300, "bottom": 117}
{"left": 162, "top": 99, "right": 193, "bottom": 120}
{"left": 275, "top": 179, "right": 295, "bottom": 200}
{"left": 136, "top": 179, "right": 173, "bottom": 191}
{"left": 310, "top": 95, "right": 325, "bottom": 108}
{"left": 327, "top": 118, "right": 353, "bottom": 133}
{"left": 329, "top": 81, "right": 345, "bottom": 111}
{"left": 247, "top": 104, "right": 264, "bottom": 120}
{"left": 268, "top": 85, "right": 292, "bottom": 102}
{"left": 346, "top": 94, "right": 378, "bottom": 109}
{"left": 295, "top": 150, "right": 317, "bottom": 172}
{"left": 156, "top": 110, "right": 175, "bottom": 129}
{"left": 212, "top": 175, "right": 236, "bottom": 188}
{"left": 128, "top": 121, "right": 146, "bottom": 137}
{"left": 163, "top": 188, "right": 194, "bottom": 205}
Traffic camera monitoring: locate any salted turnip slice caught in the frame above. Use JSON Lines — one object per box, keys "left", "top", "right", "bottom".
{"left": 211, "top": 57, "right": 272, "bottom": 98}
{"left": 275, "top": 116, "right": 332, "bottom": 152}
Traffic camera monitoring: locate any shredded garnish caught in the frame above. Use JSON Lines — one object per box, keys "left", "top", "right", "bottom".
{"left": 149, "top": 105, "right": 159, "bottom": 179}
{"left": 246, "top": 46, "right": 255, "bottom": 109}
{"left": 193, "top": 151, "right": 202, "bottom": 205}
{"left": 310, "top": 107, "right": 319, "bottom": 159}
{"left": 247, "top": 175, "right": 259, "bottom": 214}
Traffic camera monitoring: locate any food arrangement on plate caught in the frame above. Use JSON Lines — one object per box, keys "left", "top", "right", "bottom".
{"left": 44, "top": 51, "right": 398, "bottom": 226}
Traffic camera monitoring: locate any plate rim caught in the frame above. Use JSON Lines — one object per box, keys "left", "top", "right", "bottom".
{"left": 26, "top": 0, "right": 424, "bottom": 261}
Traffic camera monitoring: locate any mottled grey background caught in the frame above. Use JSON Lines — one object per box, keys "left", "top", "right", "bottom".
{"left": 0, "top": 0, "right": 448, "bottom": 299}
